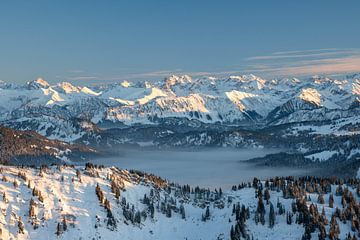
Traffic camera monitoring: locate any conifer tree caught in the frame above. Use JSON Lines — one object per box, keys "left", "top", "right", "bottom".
{"left": 150, "top": 202, "right": 155, "bottom": 219}
{"left": 269, "top": 202, "right": 275, "bottom": 228}
{"left": 62, "top": 217, "right": 67, "bottom": 231}
{"left": 56, "top": 222, "right": 62, "bottom": 236}
{"left": 329, "top": 194, "right": 334, "bottom": 208}
{"left": 180, "top": 204, "right": 186, "bottom": 219}
{"left": 18, "top": 217, "right": 25, "bottom": 234}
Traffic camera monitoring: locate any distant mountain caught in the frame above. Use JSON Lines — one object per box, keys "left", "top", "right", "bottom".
{"left": 0, "top": 74, "right": 359, "bottom": 143}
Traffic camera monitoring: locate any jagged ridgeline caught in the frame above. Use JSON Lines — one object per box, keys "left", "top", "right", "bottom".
{"left": 0, "top": 74, "right": 359, "bottom": 143}
{"left": 0, "top": 164, "right": 359, "bottom": 239}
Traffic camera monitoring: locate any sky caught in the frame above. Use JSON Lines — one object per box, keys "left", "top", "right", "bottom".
{"left": 0, "top": 0, "right": 359, "bottom": 84}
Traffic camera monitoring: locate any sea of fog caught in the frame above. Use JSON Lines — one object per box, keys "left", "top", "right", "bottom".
{"left": 88, "top": 148, "right": 313, "bottom": 189}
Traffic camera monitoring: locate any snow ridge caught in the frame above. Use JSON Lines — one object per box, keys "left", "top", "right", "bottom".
{"left": 1, "top": 74, "right": 360, "bottom": 141}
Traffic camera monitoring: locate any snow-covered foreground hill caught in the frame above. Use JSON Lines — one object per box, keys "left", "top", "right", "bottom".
{"left": 0, "top": 164, "right": 359, "bottom": 239}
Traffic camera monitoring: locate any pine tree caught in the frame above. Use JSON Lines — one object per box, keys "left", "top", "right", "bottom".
{"left": 318, "top": 222, "right": 326, "bottom": 240}
{"left": 18, "top": 217, "right": 25, "bottom": 234}
{"left": 150, "top": 202, "right": 155, "bottom": 219}
{"left": 166, "top": 204, "right": 172, "bottom": 218}
{"left": 13, "top": 180, "right": 18, "bottom": 188}
{"left": 135, "top": 211, "right": 141, "bottom": 224}
{"left": 204, "top": 206, "right": 210, "bottom": 221}
{"left": 2, "top": 192, "right": 6, "bottom": 203}
{"left": 302, "top": 225, "right": 311, "bottom": 240}
{"left": 230, "top": 225, "right": 235, "bottom": 240}
{"left": 56, "top": 222, "right": 62, "bottom": 236}
{"left": 180, "top": 204, "right": 186, "bottom": 219}
{"left": 286, "top": 211, "right": 292, "bottom": 225}
{"left": 121, "top": 197, "right": 127, "bottom": 206}
{"left": 254, "top": 211, "right": 259, "bottom": 225}
{"left": 115, "top": 188, "right": 120, "bottom": 200}
{"left": 29, "top": 199, "right": 36, "bottom": 218}
{"left": 318, "top": 194, "right": 325, "bottom": 204}
{"left": 38, "top": 193, "right": 44, "bottom": 203}
{"left": 257, "top": 197, "right": 265, "bottom": 225}
{"left": 143, "top": 194, "right": 150, "bottom": 205}
{"left": 264, "top": 188, "right": 270, "bottom": 204}
{"left": 104, "top": 199, "right": 111, "bottom": 211}
{"left": 62, "top": 217, "right": 67, "bottom": 231}
{"left": 269, "top": 202, "right": 275, "bottom": 228}
{"left": 329, "top": 194, "right": 334, "bottom": 208}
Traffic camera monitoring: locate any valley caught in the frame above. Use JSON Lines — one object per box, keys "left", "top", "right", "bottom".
{"left": 88, "top": 148, "right": 312, "bottom": 188}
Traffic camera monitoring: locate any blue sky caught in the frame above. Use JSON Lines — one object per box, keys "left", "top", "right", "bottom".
{"left": 0, "top": 0, "right": 360, "bottom": 84}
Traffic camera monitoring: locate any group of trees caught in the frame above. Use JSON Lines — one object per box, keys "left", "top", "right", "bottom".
{"left": 122, "top": 199, "right": 147, "bottom": 225}
{"left": 171, "top": 182, "right": 223, "bottom": 203}
{"left": 28, "top": 198, "right": 40, "bottom": 229}
{"left": 230, "top": 202, "right": 251, "bottom": 240}
{"left": 32, "top": 186, "right": 44, "bottom": 203}
{"left": 229, "top": 176, "right": 360, "bottom": 239}
{"left": 201, "top": 206, "right": 211, "bottom": 222}
{"left": 95, "top": 183, "right": 116, "bottom": 230}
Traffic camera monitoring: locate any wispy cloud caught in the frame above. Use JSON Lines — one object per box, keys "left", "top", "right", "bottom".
{"left": 246, "top": 50, "right": 358, "bottom": 61}
{"left": 59, "top": 48, "right": 360, "bottom": 84}
{"left": 244, "top": 48, "right": 360, "bottom": 77}
{"left": 68, "top": 76, "right": 98, "bottom": 81}
{"left": 271, "top": 48, "right": 342, "bottom": 55}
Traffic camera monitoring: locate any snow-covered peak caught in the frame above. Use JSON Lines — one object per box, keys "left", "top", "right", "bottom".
{"left": 1, "top": 73, "right": 360, "bottom": 131}
{"left": 57, "top": 82, "right": 80, "bottom": 93}
{"left": 133, "top": 81, "right": 153, "bottom": 89}
{"left": 298, "top": 88, "right": 322, "bottom": 106}
{"left": 311, "top": 75, "right": 333, "bottom": 85}
{"left": 275, "top": 78, "right": 302, "bottom": 87}
{"left": 352, "top": 79, "right": 360, "bottom": 95}
{"left": 144, "top": 81, "right": 152, "bottom": 89}
{"left": 41, "top": 88, "right": 65, "bottom": 105}
{"left": 35, "top": 78, "right": 50, "bottom": 87}
{"left": 225, "top": 90, "right": 258, "bottom": 112}
{"left": 81, "top": 86, "right": 102, "bottom": 96}
{"left": 161, "top": 75, "right": 193, "bottom": 95}
{"left": 225, "top": 74, "right": 267, "bottom": 90}
{"left": 27, "top": 78, "right": 50, "bottom": 89}
{"left": 164, "top": 75, "right": 192, "bottom": 88}
{"left": 121, "top": 80, "right": 131, "bottom": 88}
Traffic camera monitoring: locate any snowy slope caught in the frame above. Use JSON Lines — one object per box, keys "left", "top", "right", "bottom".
{"left": 0, "top": 165, "right": 358, "bottom": 239}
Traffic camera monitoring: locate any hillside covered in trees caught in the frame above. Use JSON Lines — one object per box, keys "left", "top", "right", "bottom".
{"left": 0, "top": 125, "right": 94, "bottom": 165}
{"left": 0, "top": 164, "right": 359, "bottom": 239}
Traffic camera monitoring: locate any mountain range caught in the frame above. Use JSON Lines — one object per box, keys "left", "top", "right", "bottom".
{"left": 1, "top": 75, "right": 360, "bottom": 238}
{"left": 0, "top": 73, "right": 359, "bottom": 142}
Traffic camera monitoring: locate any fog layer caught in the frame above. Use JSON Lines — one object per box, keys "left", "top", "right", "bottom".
{"left": 89, "top": 148, "right": 312, "bottom": 189}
